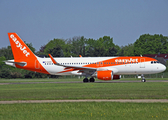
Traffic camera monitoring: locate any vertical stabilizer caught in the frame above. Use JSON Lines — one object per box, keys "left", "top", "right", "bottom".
{"left": 7, "top": 33, "right": 49, "bottom": 74}
{"left": 8, "top": 33, "right": 36, "bottom": 61}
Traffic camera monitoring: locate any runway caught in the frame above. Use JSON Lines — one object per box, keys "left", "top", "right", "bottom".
{"left": 0, "top": 99, "right": 168, "bottom": 104}
{"left": 0, "top": 80, "right": 168, "bottom": 85}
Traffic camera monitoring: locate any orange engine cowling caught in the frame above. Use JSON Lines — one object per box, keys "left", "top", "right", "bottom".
{"left": 96, "top": 70, "right": 121, "bottom": 80}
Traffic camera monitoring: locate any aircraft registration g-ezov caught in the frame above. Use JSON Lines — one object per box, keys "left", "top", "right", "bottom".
{"left": 5, "top": 33, "right": 166, "bottom": 82}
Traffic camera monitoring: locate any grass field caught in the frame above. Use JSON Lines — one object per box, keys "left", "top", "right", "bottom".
{"left": 0, "top": 79, "right": 168, "bottom": 100}
{"left": 0, "top": 102, "right": 168, "bottom": 120}
{"left": 0, "top": 78, "right": 168, "bottom": 120}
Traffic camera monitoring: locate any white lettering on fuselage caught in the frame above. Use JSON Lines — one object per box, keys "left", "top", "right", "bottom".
{"left": 10, "top": 34, "right": 30, "bottom": 57}
{"left": 115, "top": 58, "right": 138, "bottom": 63}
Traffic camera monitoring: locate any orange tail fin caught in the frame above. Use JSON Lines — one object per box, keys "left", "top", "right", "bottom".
{"left": 8, "top": 33, "right": 49, "bottom": 74}
{"left": 8, "top": 33, "right": 36, "bottom": 61}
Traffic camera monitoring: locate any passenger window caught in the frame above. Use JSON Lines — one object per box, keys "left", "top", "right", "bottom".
{"left": 154, "top": 61, "right": 156, "bottom": 63}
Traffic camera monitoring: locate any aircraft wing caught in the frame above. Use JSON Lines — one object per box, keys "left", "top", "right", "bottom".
{"left": 49, "top": 54, "right": 95, "bottom": 69}
{"left": 48, "top": 54, "right": 107, "bottom": 75}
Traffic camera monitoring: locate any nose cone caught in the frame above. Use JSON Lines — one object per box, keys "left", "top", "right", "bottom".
{"left": 160, "top": 64, "right": 166, "bottom": 72}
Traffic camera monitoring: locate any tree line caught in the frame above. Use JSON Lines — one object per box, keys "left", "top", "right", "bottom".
{"left": 0, "top": 34, "right": 168, "bottom": 79}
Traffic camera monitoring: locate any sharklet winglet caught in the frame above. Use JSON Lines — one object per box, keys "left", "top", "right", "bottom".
{"left": 48, "top": 54, "right": 59, "bottom": 65}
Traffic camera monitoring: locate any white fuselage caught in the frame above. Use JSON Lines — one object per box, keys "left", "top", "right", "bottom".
{"left": 36, "top": 57, "right": 166, "bottom": 76}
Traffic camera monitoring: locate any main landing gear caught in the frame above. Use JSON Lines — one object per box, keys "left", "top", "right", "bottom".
{"left": 141, "top": 74, "right": 146, "bottom": 82}
{"left": 90, "top": 77, "right": 95, "bottom": 82}
{"left": 83, "top": 77, "right": 95, "bottom": 83}
{"left": 83, "top": 78, "right": 89, "bottom": 82}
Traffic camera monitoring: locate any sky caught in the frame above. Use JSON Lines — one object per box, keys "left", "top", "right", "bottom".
{"left": 0, "top": 0, "right": 168, "bottom": 51}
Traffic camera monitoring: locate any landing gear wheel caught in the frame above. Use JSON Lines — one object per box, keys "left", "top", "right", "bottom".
{"left": 89, "top": 77, "right": 95, "bottom": 82}
{"left": 141, "top": 74, "right": 146, "bottom": 82}
{"left": 141, "top": 79, "right": 146, "bottom": 82}
{"left": 83, "top": 78, "right": 89, "bottom": 83}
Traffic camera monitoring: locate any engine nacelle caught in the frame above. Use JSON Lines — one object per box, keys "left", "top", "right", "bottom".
{"left": 95, "top": 70, "right": 121, "bottom": 80}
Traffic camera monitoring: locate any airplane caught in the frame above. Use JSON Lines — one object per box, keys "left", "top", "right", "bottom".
{"left": 5, "top": 33, "right": 166, "bottom": 82}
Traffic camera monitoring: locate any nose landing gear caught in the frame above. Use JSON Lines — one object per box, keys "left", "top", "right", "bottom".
{"left": 141, "top": 74, "right": 146, "bottom": 82}
{"left": 141, "top": 79, "right": 146, "bottom": 82}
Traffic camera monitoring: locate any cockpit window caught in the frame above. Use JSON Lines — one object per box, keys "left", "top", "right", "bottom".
{"left": 151, "top": 61, "right": 160, "bottom": 64}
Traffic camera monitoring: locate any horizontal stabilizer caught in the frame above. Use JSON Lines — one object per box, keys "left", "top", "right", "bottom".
{"left": 4, "top": 60, "right": 27, "bottom": 67}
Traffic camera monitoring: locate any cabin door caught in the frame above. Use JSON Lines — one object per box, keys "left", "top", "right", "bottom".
{"left": 35, "top": 60, "right": 40, "bottom": 69}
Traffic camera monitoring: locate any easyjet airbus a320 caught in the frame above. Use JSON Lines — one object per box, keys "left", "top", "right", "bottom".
{"left": 5, "top": 33, "right": 166, "bottom": 82}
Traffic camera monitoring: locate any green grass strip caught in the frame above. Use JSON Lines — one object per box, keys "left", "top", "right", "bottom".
{"left": 0, "top": 82, "right": 168, "bottom": 100}
{"left": 0, "top": 102, "right": 168, "bottom": 120}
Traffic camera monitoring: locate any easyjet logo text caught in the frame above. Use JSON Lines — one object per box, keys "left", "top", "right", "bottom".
{"left": 115, "top": 58, "right": 138, "bottom": 63}
{"left": 10, "top": 34, "right": 30, "bottom": 57}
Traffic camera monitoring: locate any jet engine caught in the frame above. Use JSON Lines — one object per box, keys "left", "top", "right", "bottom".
{"left": 94, "top": 70, "right": 121, "bottom": 80}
